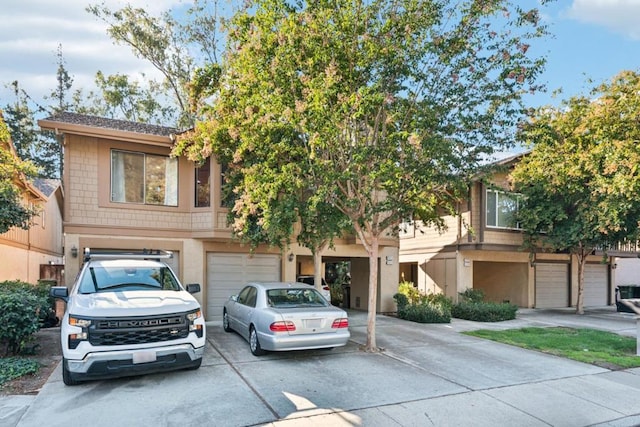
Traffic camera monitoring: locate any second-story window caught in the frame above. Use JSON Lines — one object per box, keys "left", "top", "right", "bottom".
{"left": 195, "top": 159, "right": 211, "bottom": 207}
{"left": 486, "top": 189, "right": 521, "bottom": 229}
{"left": 111, "top": 149, "right": 178, "bottom": 206}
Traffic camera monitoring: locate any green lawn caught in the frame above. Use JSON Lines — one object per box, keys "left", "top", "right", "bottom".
{"left": 464, "top": 327, "right": 640, "bottom": 369}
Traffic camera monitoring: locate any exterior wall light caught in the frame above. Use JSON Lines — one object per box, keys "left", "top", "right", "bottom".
{"left": 71, "top": 245, "right": 78, "bottom": 258}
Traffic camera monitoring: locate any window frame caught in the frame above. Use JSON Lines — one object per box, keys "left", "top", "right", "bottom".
{"left": 110, "top": 149, "right": 178, "bottom": 207}
{"left": 485, "top": 188, "right": 522, "bottom": 230}
{"left": 194, "top": 158, "right": 211, "bottom": 208}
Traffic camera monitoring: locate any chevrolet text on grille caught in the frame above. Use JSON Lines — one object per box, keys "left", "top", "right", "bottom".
{"left": 100, "top": 318, "right": 182, "bottom": 328}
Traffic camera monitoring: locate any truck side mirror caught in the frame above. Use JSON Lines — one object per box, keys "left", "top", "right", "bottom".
{"left": 186, "top": 283, "right": 201, "bottom": 294}
{"left": 50, "top": 286, "right": 69, "bottom": 302}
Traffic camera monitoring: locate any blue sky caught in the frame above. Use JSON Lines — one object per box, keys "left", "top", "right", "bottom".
{"left": 525, "top": 0, "right": 640, "bottom": 108}
{"left": 1, "top": 0, "right": 640, "bottom": 112}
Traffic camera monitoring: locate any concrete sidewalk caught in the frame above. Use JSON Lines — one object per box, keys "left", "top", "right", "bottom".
{"left": 3, "top": 307, "right": 640, "bottom": 427}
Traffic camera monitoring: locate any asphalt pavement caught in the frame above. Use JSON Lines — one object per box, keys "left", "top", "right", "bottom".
{"left": 2, "top": 307, "right": 640, "bottom": 427}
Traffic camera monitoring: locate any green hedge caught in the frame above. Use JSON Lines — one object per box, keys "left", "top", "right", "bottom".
{"left": 394, "top": 292, "right": 451, "bottom": 323}
{"left": 398, "top": 303, "right": 451, "bottom": 323}
{"left": 451, "top": 301, "right": 518, "bottom": 322}
{"left": 0, "top": 280, "right": 53, "bottom": 356}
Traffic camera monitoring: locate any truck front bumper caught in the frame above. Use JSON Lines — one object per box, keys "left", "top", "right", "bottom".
{"left": 65, "top": 343, "right": 205, "bottom": 381}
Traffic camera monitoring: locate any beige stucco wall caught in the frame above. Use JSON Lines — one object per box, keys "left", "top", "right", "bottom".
{"left": 0, "top": 186, "right": 64, "bottom": 283}
{"left": 0, "top": 244, "right": 63, "bottom": 283}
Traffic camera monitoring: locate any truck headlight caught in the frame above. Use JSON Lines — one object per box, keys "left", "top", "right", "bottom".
{"left": 68, "top": 316, "right": 91, "bottom": 349}
{"left": 186, "top": 309, "right": 203, "bottom": 337}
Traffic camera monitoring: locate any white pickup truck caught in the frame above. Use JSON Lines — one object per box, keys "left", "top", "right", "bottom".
{"left": 50, "top": 249, "right": 206, "bottom": 385}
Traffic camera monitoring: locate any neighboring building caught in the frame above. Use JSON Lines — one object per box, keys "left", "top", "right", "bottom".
{"left": 399, "top": 154, "right": 629, "bottom": 309}
{"left": 38, "top": 112, "right": 399, "bottom": 321}
{"left": 0, "top": 146, "right": 64, "bottom": 284}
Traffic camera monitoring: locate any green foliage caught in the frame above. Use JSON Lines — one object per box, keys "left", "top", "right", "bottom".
{"left": 86, "top": 0, "right": 228, "bottom": 129}
{"left": 394, "top": 283, "right": 452, "bottom": 324}
{"left": 512, "top": 70, "right": 640, "bottom": 313}
{"left": 0, "top": 280, "right": 56, "bottom": 327}
{"left": 397, "top": 281, "right": 422, "bottom": 304}
{"left": 0, "top": 111, "right": 39, "bottom": 234}
{"left": 0, "top": 357, "right": 40, "bottom": 386}
{"left": 424, "top": 292, "right": 454, "bottom": 311}
{"left": 458, "top": 288, "right": 485, "bottom": 303}
{"left": 398, "top": 303, "right": 451, "bottom": 324}
{"left": 452, "top": 301, "right": 518, "bottom": 322}
{"left": 393, "top": 293, "right": 409, "bottom": 309}
{"left": 174, "top": 0, "right": 552, "bottom": 349}
{"left": 0, "top": 280, "right": 54, "bottom": 355}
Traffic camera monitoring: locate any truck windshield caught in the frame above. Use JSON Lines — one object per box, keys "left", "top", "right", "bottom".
{"left": 78, "top": 266, "right": 181, "bottom": 293}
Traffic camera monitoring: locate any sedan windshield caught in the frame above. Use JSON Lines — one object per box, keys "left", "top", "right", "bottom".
{"left": 267, "top": 288, "right": 328, "bottom": 308}
{"left": 78, "top": 265, "right": 181, "bottom": 293}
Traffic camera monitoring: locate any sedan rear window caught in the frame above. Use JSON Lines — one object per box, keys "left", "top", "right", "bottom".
{"left": 267, "top": 288, "right": 328, "bottom": 308}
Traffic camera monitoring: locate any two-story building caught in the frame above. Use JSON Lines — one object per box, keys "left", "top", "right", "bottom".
{"left": 0, "top": 133, "right": 64, "bottom": 284}
{"left": 399, "top": 154, "right": 622, "bottom": 309}
{"left": 39, "top": 112, "right": 399, "bottom": 321}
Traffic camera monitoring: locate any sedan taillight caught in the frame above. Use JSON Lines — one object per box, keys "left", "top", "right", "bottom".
{"left": 270, "top": 321, "right": 296, "bottom": 332}
{"left": 331, "top": 318, "right": 349, "bottom": 329}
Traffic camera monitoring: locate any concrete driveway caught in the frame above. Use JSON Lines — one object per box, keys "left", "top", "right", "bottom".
{"left": 6, "top": 308, "right": 640, "bottom": 427}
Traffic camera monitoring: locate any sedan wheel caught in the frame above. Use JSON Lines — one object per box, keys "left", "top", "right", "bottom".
{"left": 222, "top": 310, "right": 232, "bottom": 333}
{"left": 249, "top": 326, "right": 265, "bottom": 356}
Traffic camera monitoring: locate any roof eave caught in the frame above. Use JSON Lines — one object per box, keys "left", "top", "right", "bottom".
{"left": 37, "top": 119, "right": 174, "bottom": 148}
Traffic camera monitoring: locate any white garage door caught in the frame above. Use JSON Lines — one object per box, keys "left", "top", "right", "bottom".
{"left": 535, "top": 263, "right": 569, "bottom": 308}
{"left": 206, "top": 253, "right": 281, "bottom": 321}
{"left": 583, "top": 264, "right": 608, "bottom": 307}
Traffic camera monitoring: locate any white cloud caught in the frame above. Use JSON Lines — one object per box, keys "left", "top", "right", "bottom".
{"left": 0, "top": 0, "right": 182, "bottom": 106}
{"left": 566, "top": 0, "right": 640, "bottom": 39}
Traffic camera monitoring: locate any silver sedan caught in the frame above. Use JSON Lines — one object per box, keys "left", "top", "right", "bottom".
{"left": 223, "top": 282, "right": 350, "bottom": 356}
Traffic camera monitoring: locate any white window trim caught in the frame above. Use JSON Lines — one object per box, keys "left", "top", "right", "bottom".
{"left": 486, "top": 188, "right": 522, "bottom": 230}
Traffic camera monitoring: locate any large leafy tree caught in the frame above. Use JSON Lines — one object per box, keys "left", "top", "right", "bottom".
{"left": 0, "top": 111, "right": 38, "bottom": 234}
{"left": 4, "top": 1, "right": 224, "bottom": 178}
{"left": 87, "top": 0, "right": 225, "bottom": 129}
{"left": 176, "top": 0, "right": 551, "bottom": 351}
{"left": 3, "top": 45, "right": 71, "bottom": 179}
{"left": 512, "top": 70, "right": 640, "bottom": 314}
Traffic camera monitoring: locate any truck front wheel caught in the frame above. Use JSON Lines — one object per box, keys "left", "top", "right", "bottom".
{"left": 62, "top": 358, "right": 81, "bottom": 386}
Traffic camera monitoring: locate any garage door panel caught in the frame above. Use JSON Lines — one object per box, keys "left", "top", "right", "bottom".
{"left": 536, "top": 263, "right": 569, "bottom": 309}
{"left": 584, "top": 264, "right": 607, "bottom": 307}
{"left": 206, "top": 253, "right": 280, "bottom": 322}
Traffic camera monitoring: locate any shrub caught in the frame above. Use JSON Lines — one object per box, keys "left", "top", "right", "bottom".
{"left": 451, "top": 301, "right": 518, "bottom": 322}
{"left": 398, "top": 302, "right": 451, "bottom": 323}
{"left": 458, "top": 288, "right": 485, "bottom": 303}
{"left": 393, "top": 292, "right": 409, "bottom": 309}
{"left": 0, "top": 283, "right": 50, "bottom": 355}
{"left": 0, "top": 280, "right": 55, "bottom": 327}
{"left": 397, "top": 281, "right": 422, "bottom": 304}
{"left": 0, "top": 357, "right": 40, "bottom": 386}
{"left": 423, "top": 292, "right": 453, "bottom": 311}
{"left": 394, "top": 282, "right": 453, "bottom": 324}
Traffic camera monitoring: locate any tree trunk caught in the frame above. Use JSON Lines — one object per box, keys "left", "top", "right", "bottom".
{"left": 365, "top": 237, "right": 379, "bottom": 352}
{"left": 312, "top": 244, "right": 326, "bottom": 294}
{"left": 575, "top": 251, "right": 587, "bottom": 315}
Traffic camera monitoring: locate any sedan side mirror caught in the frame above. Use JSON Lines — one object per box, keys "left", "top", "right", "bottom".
{"left": 230, "top": 295, "right": 238, "bottom": 302}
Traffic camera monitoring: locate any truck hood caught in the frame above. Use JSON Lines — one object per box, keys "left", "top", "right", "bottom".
{"left": 69, "top": 290, "right": 200, "bottom": 317}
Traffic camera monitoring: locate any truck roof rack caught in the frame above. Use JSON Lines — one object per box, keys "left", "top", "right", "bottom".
{"left": 82, "top": 248, "right": 173, "bottom": 262}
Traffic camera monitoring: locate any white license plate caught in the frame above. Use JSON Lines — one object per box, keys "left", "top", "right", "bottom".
{"left": 133, "top": 351, "right": 157, "bottom": 364}
{"left": 305, "top": 319, "right": 322, "bottom": 328}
